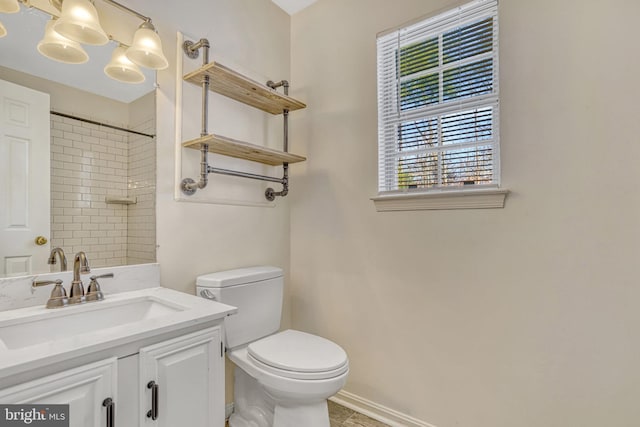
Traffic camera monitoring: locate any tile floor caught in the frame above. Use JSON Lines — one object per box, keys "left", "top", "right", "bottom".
{"left": 224, "top": 401, "right": 390, "bottom": 427}
{"left": 329, "top": 400, "right": 390, "bottom": 427}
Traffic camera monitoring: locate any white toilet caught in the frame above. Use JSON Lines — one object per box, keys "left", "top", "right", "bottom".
{"left": 196, "top": 266, "right": 349, "bottom": 427}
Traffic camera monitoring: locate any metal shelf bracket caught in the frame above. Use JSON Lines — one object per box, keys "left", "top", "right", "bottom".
{"left": 180, "top": 37, "right": 296, "bottom": 201}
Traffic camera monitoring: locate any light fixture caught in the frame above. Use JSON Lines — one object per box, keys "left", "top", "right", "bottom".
{"left": 104, "top": 44, "right": 145, "bottom": 83}
{"left": 125, "top": 21, "right": 168, "bottom": 70}
{"left": 0, "top": 21, "right": 6, "bottom": 38}
{"left": 37, "top": 19, "right": 89, "bottom": 64}
{"left": 54, "top": 0, "right": 109, "bottom": 46}
{"left": 21, "top": 0, "right": 168, "bottom": 83}
{"left": 0, "top": 0, "right": 19, "bottom": 14}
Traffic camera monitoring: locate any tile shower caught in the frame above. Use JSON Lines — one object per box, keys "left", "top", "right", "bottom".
{"left": 49, "top": 107, "right": 155, "bottom": 268}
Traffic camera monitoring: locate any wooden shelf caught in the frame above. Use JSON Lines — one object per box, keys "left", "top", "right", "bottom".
{"left": 184, "top": 62, "right": 306, "bottom": 115}
{"left": 183, "top": 134, "right": 306, "bottom": 166}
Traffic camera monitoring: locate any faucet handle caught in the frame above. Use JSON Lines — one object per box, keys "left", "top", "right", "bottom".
{"left": 47, "top": 282, "right": 69, "bottom": 308}
{"left": 32, "top": 278, "right": 63, "bottom": 289}
{"left": 90, "top": 273, "right": 114, "bottom": 281}
{"left": 32, "top": 279, "right": 69, "bottom": 309}
{"left": 86, "top": 273, "right": 113, "bottom": 302}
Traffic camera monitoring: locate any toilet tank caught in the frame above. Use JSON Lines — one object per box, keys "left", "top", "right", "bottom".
{"left": 196, "top": 266, "right": 283, "bottom": 349}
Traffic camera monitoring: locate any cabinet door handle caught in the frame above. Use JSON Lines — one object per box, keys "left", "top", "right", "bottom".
{"left": 146, "top": 381, "right": 159, "bottom": 420}
{"left": 103, "top": 398, "right": 115, "bottom": 427}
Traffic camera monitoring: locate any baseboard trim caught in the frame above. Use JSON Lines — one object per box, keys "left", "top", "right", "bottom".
{"left": 330, "top": 390, "right": 437, "bottom": 427}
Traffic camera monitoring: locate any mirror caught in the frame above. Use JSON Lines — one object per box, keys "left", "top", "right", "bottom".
{"left": 0, "top": 5, "right": 156, "bottom": 277}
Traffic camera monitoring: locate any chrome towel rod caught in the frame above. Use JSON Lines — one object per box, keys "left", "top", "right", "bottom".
{"left": 208, "top": 167, "right": 285, "bottom": 184}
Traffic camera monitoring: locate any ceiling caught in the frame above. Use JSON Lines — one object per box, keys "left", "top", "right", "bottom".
{"left": 271, "top": 0, "right": 318, "bottom": 15}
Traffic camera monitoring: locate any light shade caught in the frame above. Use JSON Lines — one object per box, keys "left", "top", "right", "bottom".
{"left": 0, "top": 0, "right": 19, "bottom": 14}
{"left": 0, "top": 21, "right": 6, "bottom": 38}
{"left": 54, "top": 0, "right": 108, "bottom": 46}
{"left": 37, "top": 19, "right": 89, "bottom": 64}
{"left": 125, "top": 22, "right": 168, "bottom": 70}
{"left": 104, "top": 45, "right": 145, "bottom": 84}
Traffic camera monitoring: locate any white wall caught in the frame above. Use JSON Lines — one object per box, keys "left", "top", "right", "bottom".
{"left": 148, "top": 0, "right": 292, "bottom": 402}
{"left": 290, "top": 0, "right": 640, "bottom": 426}
{"left": 151, "top": 0, "right": 292, "bottom": 317}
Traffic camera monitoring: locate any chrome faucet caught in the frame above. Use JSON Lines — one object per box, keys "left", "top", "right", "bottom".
{"left": 47, "top": 247, "right": 67, "bottom": 271}
{"left": 69, "top": 251, "right": 90, "bottom": 304}
{"left": 32, "top": 269, "right": 113, "bottom": 309}
{"left": 32, "top": 279, "right": 68, "bottom": 308}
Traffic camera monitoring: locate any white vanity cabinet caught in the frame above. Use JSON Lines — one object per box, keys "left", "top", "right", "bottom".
{"left": 0, "top": 326, "right": 225, "bottom": 427}
{"left": 0, "top": 357, "right": 117, "bottom": 427}
{"left": 139, "top": 327, "right": 223, "bottom": 427}
{"left": 0, "top": 286, "right": 236, "bottom": 427}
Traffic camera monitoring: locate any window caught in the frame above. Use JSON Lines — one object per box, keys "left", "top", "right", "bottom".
{"left": 376, "top": 0, "right": 500, "bottom": 197}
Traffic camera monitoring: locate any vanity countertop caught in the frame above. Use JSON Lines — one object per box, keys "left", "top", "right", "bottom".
{"left": 0, "top": 287, "right": 237, "bottom": 379}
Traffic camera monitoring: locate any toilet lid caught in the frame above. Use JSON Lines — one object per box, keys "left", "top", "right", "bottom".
{"left": 248, "top": 330, "right": 348, "bottom": 374}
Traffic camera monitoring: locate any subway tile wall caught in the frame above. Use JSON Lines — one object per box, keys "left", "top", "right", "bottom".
{"left": 50, "top": 113, "right": 156, "bottom": 268}
{"left": 127, "top": 115, "right": 156, "bottom": 265}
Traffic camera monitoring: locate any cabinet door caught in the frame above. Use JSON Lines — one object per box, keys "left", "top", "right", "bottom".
{"left": 0, "top": 358, "right": 117, "bottom": 427}
{"left": 139, "top": 327, "right": 223, "bottom": 427}
{"left": 117, "top": 353, "right": 139, "bottom": 427}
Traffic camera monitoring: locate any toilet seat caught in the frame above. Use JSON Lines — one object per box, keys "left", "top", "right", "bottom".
{"left": 247, "top": 330, "right": 349, "bottom": 380}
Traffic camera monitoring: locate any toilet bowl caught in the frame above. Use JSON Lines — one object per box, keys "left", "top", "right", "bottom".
{"left": 229, "top": 330, "right": 348, "bottom": 427}
{"left": 196, "top": 267, "right": 349, "bottom": 427}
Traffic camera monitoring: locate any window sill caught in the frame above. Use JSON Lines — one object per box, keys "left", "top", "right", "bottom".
{"left": 371, "top": 188, "right": 509, "bottom": 212}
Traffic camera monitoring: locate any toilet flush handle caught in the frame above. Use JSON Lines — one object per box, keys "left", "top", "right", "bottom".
{"left": 200, "top": 289, "right": 217, "bottom": 300}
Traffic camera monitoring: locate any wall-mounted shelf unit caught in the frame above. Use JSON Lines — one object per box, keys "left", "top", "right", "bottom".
{"left": 182, "top": 134, "right": 306, "bottom": 166}
{"left": 180, "top": 38, "right": 306, "bottom": 201}
{"left": 183, "top": 62, "right": 306, "bottom": 114}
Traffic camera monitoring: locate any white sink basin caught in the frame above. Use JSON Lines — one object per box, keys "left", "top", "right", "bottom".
{"left": 0, "top": 297, "right": 183, "bottom": 350}
{"left": 0, "top": 286, "right": 237, "bottom": 379}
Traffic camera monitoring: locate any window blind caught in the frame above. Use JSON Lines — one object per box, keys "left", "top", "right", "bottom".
{"left": 377, "top": 0, "right": 499, "bottom": 193}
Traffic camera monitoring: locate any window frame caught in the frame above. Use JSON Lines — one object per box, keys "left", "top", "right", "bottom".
{"left": 374, "top": 0, "right": 507, "bottom": 211}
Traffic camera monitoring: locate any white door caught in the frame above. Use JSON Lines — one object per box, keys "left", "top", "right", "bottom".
{"left": 0, "top": 358, "right": 117, "bottom": 427}
{"left": 139, "top": 327, "right": 224, "bottom": 427}
{"left": 0, "top": 79, "right": 50, "bottom": 276}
